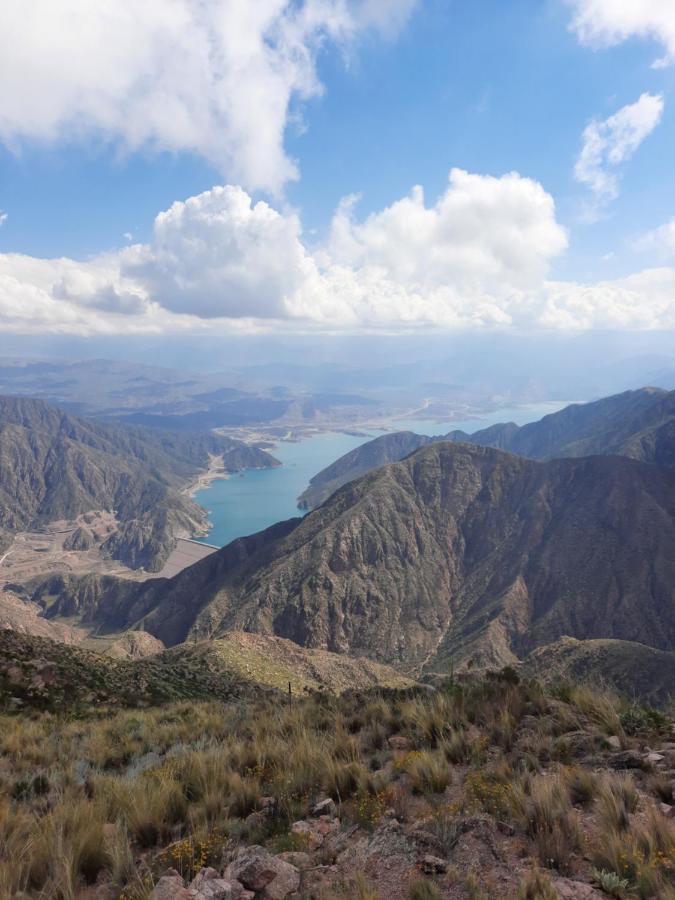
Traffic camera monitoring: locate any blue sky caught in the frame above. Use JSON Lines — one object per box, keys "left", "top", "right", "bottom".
{"left": 1, "top": 0, "right": 675, "bottom": 338}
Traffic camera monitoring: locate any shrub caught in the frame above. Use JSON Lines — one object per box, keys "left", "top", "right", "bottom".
{"left": 619, "top": 706, "right": 668, "bottom": 737}
{"left": 592, "top": 868, "right": 629, "bottom": 897}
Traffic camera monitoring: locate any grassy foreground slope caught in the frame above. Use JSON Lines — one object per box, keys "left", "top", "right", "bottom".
{"left": 0, "top": 673, "right": 673, "bottom": 899}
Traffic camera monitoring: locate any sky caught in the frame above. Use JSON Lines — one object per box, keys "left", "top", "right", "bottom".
{"left": 2, "top": 0, "right": 675, "bottom": 343}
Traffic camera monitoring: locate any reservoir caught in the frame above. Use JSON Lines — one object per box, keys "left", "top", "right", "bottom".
{"left": 195, "top": 400, "right": 572, "bottom": 547}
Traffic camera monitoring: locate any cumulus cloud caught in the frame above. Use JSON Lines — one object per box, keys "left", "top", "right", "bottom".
{"left": 568, "top": 1, "right": 675, "bottom": 67}
{"left": 1, "top": 171, "right": 675, "bottom": 334}
{"left": 125, "top": 186, "right": 318, "bottom": 318}
{"left": 574, "top": 93, "right": 664, "bottom": 209}
{"left": 0, "top": 0, "right": 417, "bottom": 194}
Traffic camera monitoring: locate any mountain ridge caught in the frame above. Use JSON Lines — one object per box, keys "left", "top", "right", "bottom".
{"left": 0, "top": 395, "right": 279, "bottom": 570}
{"left": 298, "top": 387, "right": 675, "bottom": 509}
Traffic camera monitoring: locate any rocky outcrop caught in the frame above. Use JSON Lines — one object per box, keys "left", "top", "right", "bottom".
{"left": 63, "top": 526, "right": 94, "bottom": 551}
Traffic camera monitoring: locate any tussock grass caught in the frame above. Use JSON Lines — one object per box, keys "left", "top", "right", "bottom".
{"left": 0, "top": 675, "right": 671, "bottom": 897}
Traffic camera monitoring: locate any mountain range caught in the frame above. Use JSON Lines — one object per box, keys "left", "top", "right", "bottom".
{"left": 298, "top": 387, "right": 675, "bottom": 508}
{"left": 0, "top": 396, "right": 278, "bottom": 570}
{"left": 30, "top": 438, "right": 675, "bottom": 685}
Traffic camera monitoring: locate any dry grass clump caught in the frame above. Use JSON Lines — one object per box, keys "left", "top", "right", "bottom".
{"left": 515, "top": 866, "right": 558, "bottom": 899}
{"left": 0, "top": 674, "right": 671, "bottom": 897}
{"left": 597, "top": 774, "right": 639, "bottom": 833}
{"left": 518, "top": 773, "right": 583, "bottom": 872}
{"left": 563, "top": 765, "right": 599, "bottom": 806}
{"left": 394, "top": 749, "right": 451, "bottom": 794}
{"left": 409, "top": 877, "right": 443, "bottom": 899}
{"left": 591, "top": 809, "right": 675, "bottom": 898}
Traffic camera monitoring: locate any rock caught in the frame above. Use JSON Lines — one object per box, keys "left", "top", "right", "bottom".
{"left": 291, "top": 816, "right": 339, "bottom": 851}
{"left": 153, "top": 873, "right": 191, "bottom": 900}
{"left": 645, "top": 752, "right": 665, "bottom": 765}
{"left": 606, "top": 735, "right": 622, "bottom": 750}
{"left": 260, "top": 796, "right": 278, "bottom": 815}
{"left": 188, "top": 868, "right": 242, "bottom": 900}
{"left": 311, "top": 797, "right": 337, "bottom": 818}
{"left": 552, "top": 878, "right": 604, "bottom": 898}
{"left": 291, "top": 820, "right": 323, "bottom": 851}
{"left": 609, "top": 750, "right": 645, "bottom": 770}
{"left": 275, "top": 851, "right": 311, "bottom": 868}
{"left": 660, "top": 803, "right": 674, "bottom": 819}
{"left": 191, "top": 869, "right": 220, "bottom": 885}
{"left": 388, "top": 735, "right": 410, "bottom": 752}
{"left": 226, "top": 846, "right": 299, "bottom": 900}
{"left": 421, "top": 854, "right": 447, "bottom": 874}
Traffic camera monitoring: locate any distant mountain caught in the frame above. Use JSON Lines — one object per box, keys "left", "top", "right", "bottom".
{"left": 33, "top": 442, "right": 675, "bottom": 680}
{"left": 0, "top": 396, "right": 278, "bottom": 570}
{"left": 299, "top": 388, "right": 675, "bottom": 509}
{"left": 299, "top": 431, "right": 435, "bottom": 509}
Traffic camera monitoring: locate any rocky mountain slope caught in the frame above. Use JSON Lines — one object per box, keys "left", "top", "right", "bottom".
{"left": 521, "top": 637, "right": 675, "bottom": 707}
{"left": 32, "top": 442, "right": 675, "bottom": 680}
{"left": 0, "top": 628, "right": 411, "bottom": 711}
{"left": 299, "top": 387, "right": 675, "bottom": 509}
{"left": 0, "top": 396, "right": 278, "bottom": 570}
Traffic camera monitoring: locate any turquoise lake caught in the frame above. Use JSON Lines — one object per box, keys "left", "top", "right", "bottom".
{"left": 195, "top": 400, "right": 573, "bottom": 547}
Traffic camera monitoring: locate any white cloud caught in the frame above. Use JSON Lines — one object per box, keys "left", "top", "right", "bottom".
{"left": 541, "top": 268, "right": 675, "bottom": 330}
{"left": 124, "top": 185, "right": 318, "bottom": 318}
{"left": 0, "top": 0, "right": 417, "bottom": 194}
{"left": 1, "top": 172, "right": 675, "bottom": 334}
{"left": 0, "top": 211, "right": 6, "bottom": 226}
{"left": 574, "top": 93, "right": 664, "bottom": 208}
{"left": 634, "top": 218, "right": 675, "bottom": 259}
{"left": 568, "top": 1, "right": 675, "bottom": 67}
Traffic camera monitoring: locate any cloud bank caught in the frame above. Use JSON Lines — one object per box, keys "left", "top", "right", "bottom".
{"left": 2, "top": 170, "right": 675, "bottom": 334}
{"left": 0, "top": 0, "right": 417, "bottom": 194}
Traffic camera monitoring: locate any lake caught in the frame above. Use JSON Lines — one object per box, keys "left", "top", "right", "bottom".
{"left": 194, "top": 399, "right": 574, "bottom": 547}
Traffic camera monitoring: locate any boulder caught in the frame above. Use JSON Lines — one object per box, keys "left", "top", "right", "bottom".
{"left": 188, "top": 868, "right": 246, "bottom": 900}
{"left": 421, "top": 854, "right": 447, "bottom": 874}
{"left": 275, "top": 851, "right": 311, "bottom": 869}
{"left": 310, "top": 797, "right": 337, "bottom": 818}
{"left": 645, "top": 752, "right": 666, "bottom": 765}
{"left": 153, "top": 873, "right": 192, "bottom": 900}
{"left": 291, "top": 816, "right": 340, "bottom": 851}
{"left": 226, "top": 846, "right": 299, "bottom": 900}
{"left": 608, "top": 750, "right": 645, "bottom": 770}
{"left": 552, "top": 878, "right": 604, "bottom": 898}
